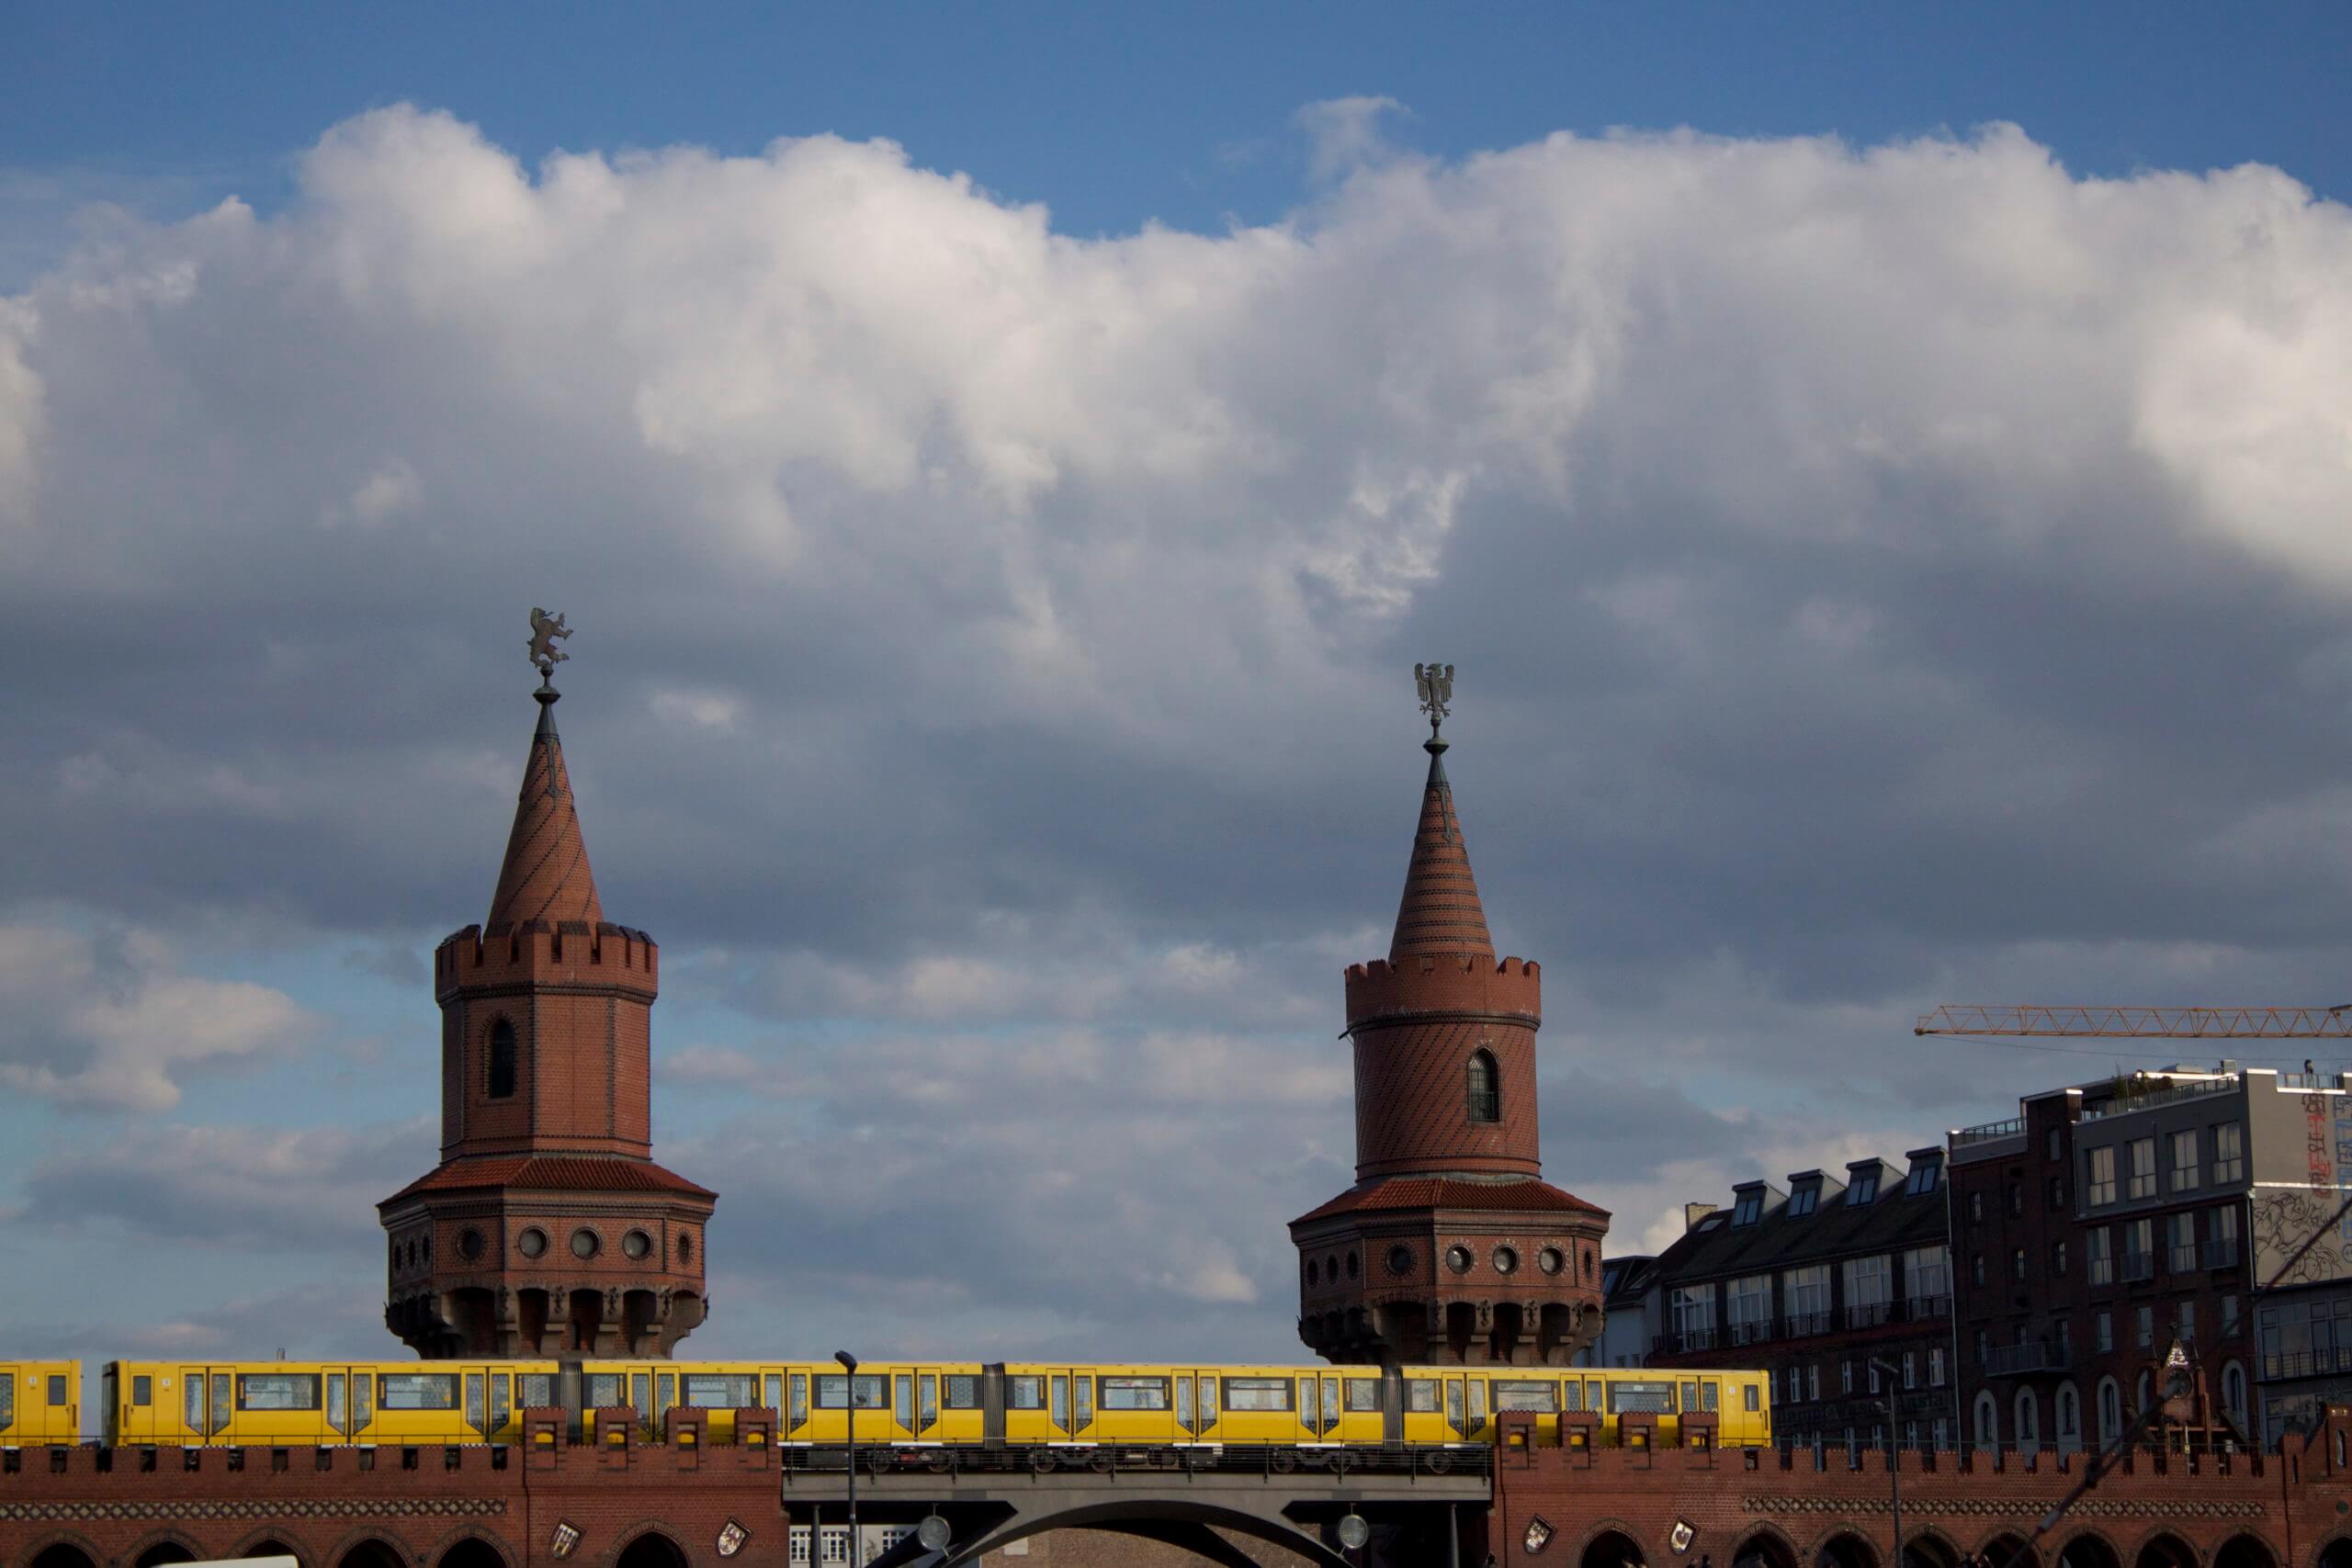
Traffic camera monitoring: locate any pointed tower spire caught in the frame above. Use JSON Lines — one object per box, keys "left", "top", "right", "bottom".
{"left": 1392, "top": 660, "right": 1490, "bottom": 960}
{"left": 485, "top": 622, "right": 602, "bottom": 931}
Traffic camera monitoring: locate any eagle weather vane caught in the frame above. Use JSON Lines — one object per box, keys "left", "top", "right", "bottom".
{"left": 527, "top": 607, "right": 573, "bottom": 681}
{"left": 1414, "top": 660, "right": 1455, "bottom": 739}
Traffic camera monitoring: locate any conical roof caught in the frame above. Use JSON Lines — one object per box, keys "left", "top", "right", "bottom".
{"left": 1388, "top": 740, "right": 1494, "bottom": 961}
{"left": 485, "top": 686, "right": 604, "bottom": 930}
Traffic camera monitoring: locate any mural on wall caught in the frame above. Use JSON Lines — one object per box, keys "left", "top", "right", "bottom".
{"left": 2250, "top": 1094, "right": 2352, "bottom": 1285}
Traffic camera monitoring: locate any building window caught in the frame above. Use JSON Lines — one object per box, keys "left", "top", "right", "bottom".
{"left": 2127, "top": 1136, "right": 2156, "bottom": 1200}
{"left": 2125, "top": 1217, "right": 2154, "bottom": 1280}
{"left": 2088, "top": 1226, "right": 2115, "bottom": 1285}
{"left": 1787, "top": 1182, "right": 1818, "bottom": 1218}
{"left": 1464, "top": 1050, "right": 1499, "bottom": 1122}
{"left": 1973, "top": 1392, "right": 1997, "bottom": 1450}
{"left": 1537, "top": 1247, "right": 1564, "bottom": 1275}
{"left": 1727, "top": 1274, "right": 1770, "bottom": 1342}
{"left": 1928, "top": 1347, "right": 1946, "bottom": 1386}
{"left": 2052, "top": 1240, "right": 2069, "bottom": 1276}
{"left": 1782, "top": 1263, "right": 1829, "bottom": 1330}
{"left": 2222, "top": 1361, "right": 2248, "bottom": 1429}
{"left": 2212, "top": 1122, "right": 2244, "bottom": 1184}
{"left": 1901, "top": 1351, "right": 1917, "bottom": 1389}
{"left": 1669, "top": 1284, "right": 1716, "bottom": 1347}
{"left": 1902, "top": 1246, "right": 1948, "bottom": 1308}
{"left": 1733, "top": 1189, "right": 1764, "bottom": 1225}
{"left": 2136, "top": 1305, "right": 2154, "bottom": 1349}
{"left": 2056, "top": 1318, "right": 2072, "bottom": 1362}
{"left": 1905, "top": 1155, "right": 1942, "bottom": 1196}
{"left": 2007, "top": 1182, "right": 2024, "bottom": 1217}
{"left": 1973, "top": 1331, "right": 1989, "bottom": 1367}
{"left": 2087, "top": 1146, "right": 2117, "bottom": 1206}
{"left": 517, "top": 1226, "right": 548, "bottom": 1258}
{"left": 2056, "top": 1382, "right": 2080, "bottom": 1444}
{"left": 1969, "top": 1190, "right": 1984, "bottom": 1223}
{"left": 1849, "top": 1168, "right": 1879, "bottom": 1205}
{"left": 2012, "top": 1247, "right": 2029, "bottom": 1280}
{"left": 1972, "top": 1252, "right": 1987, "bottom": 1287}
{"left": 2097, "top": 1377, "right": 2121, "bottom": 1443}
{"left": 1867, "top": 1361, "right": 1882, "bottom": 1394}
{"left": 2171, "top": 1129, "right": 2200, "bottom": 1191}
{"left": 2179, "top": 1299, "right": 2197, "bottom": 1344}
{"left": 1808, "top": 1365, "right": 1820, "bottom": 1401}
{"left": 2168, "top": 1213, "right": 2197, "bottom": 1273}
{"left": 1841, "top": 1360, "right": 1854, "bottom": 1394}
{"left": 1842, "top": 1255, "right": 1892, "bottom": 1326}
{"left": 487, "top": 1019, "right": 517, "bottom": 1100}
{"left": 571, "top": 1228, "right": 600, "bottom": 1259}
{"left": 1446, "top": 1245, "right": 1474, "bottom": 1274}
{"left": 2050, "top": 1177, "right": 2067, "bottom": 1208}
{"left": 2211, "top": 1204, "right": 2241, "bottom": 1269}
{"left": 1387, "top": 1245, "right": 1414, "bottom": 1276}
{"left": 2048, "top": 1127, "right": 2064, "bottom": 1161}
{"left": 2096, "top": 1311, "right": 2113, "bottom": 1352}
{"left": 624, "top": 1230, "right": 652, "bottom": 1260}
{"left": 1492, "top": 1246, "right": 1520, "bottom": 1275}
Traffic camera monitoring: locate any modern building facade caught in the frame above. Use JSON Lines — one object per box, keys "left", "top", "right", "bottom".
{"left": 1289, "top": 714, "right": 1611, "bottom": 1366}
{"left": 379, "top": 669, "right": 717, "bottom": 1358}
{"left": 1949, "top": 1064, "right": 2352, "bottom": 1453}
{"left": 1642, "top": 1149, "right": 1958, "bottom": 1451}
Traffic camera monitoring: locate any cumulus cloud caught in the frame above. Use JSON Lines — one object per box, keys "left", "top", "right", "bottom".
{"left": 4, "top": 106, "right": 2352, "bottom": 1352}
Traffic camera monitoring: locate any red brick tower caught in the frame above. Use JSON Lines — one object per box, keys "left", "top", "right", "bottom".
{"left": 380, "top": 638, "right": 716, "bottom": 1358}
{"left": 1290, "top": 668, "right": 1609, "bottom": 1365}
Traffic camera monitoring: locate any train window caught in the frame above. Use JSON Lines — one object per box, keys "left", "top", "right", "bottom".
{"left": 1467, "top": 1381, "right": 1487, "bottom": 1427}
{"left": 133, "top": 1375, "right": 153, "bottom": 1407}
{"left": 1006, "top": 1377, "right": 1046, "bottom": 1411}
{"left": 896, "top": 1376, "right": 914, "bottom": 1427}
{"left": 1071, "top": 1377, "right": 1090, "bottom": 1427}
{"left": 1562, "top": 1381, "right": 1583, "bottom": 1412}
{"left": 1493, "top": 1381, "right": 1557, "bottom": 1412}
{"left": 328, "top": 1375, "right": 345, "bottom": 1429}
{"left": 1702, "top": 1382, "right": 1719, "bottom": 1412}
{"left": 1586, "top": 1381, "right": 1602, "bottom": 1411}
{"left": 587, "top": 1374, "right": 625, "bottom": 1408}
{"left": 1176, "top": 1377, "right": 1193, "bottom": 1428}
{"left": 1099, "top": 1377, "right": 1170, "bottom": 1411}
{"left": 1608, "top": 1382, "right": 1673, "bottom": 1415}
{"left": 48, "top": 1375, "right": 68, "bottom": 1406}
{"left": 1199, "top": 1377, "right": 1216, "bottom": 1424}
{"left": 763, "top": 1374, "right": 783, "bottom": 1417}
{"left": 466, "top": 1375, "right": 484, "bottom": 1432}
{"left": 185, "top": 1377, "right": 203, "bottom": 1430}
{"left": 944, "top": 1376, "right": 980, "bottom": 1410}
{"left": 658, "top": 1374, "right": 676, "bottom": 1412}
{"left": 491, "top": 1375, "right": 510, "bottom": 1432}
{"left": 1223, "top": 1377, "right": 1292, "bottom": 1413}
{"left": 687, "top": 1375, "right": 755, "bottom": 1408}
{"left": 380, "top": 1373, "right": 460, "bottom": 1411}
{"left": 238, "top": 1374, "right": 322, "bottom": 1412}
{"left": 632, "top": 1375, "right": 650, "bottom": 1420}
{"left": 520, "top": 1374, "right": 554, "bottom": 1407}
{"left": 814, "top": 1374, "right": 887, "bottom": 1410}
{"left": 1446, "top": 1382, "right": 1463, "bottom": 1430}
{"left": 353, "top": 1376, "right": 371, "bottom": 1427}
{"left": 1406, "top": 1380, "right": 1439, "bottom": 1413}
{"left": 1345, "top": 1378, "right": 1381, "bottom": 1413}
{"left": 0, "top": 1376, "right": 12, "bottom": 1429}
{"left": 1744, "top": 1384, "right": 1761, "bottom": 1413}
{"left": 789, "top": 1374, "right": 808, "bottom": 1428}
{"left": 1677, "top": 1382, "right": 1696, "bottom": 1411}
{"left": 919, "top": 1376, "right": 937, "bottom": 1429}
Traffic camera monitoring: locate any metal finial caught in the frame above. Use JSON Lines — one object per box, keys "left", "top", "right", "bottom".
{"left": 1414, "top": 661, "right": 1455, "bottom": 740}
{"left": 528, "top": 607, "right": 574, "bottom": 679}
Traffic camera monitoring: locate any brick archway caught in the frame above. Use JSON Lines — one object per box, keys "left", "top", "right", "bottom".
{"left": 23, "top": 1533, "right": 104, "bottom": 1568}
{"left": 1981, "top": 1531, "right": 2043, "bottom": 1568}
{"left": 2211, "top": 1535, "right": 2275, "bottom": 1568}
{"left": 1734, "top": 1524, "right": 1802, "bottom": 1568}
{"left": 130, "top": 1529, "right": 203, "bottom": 1566}
{"left": 1901, "top": 1525, "right": 1966, "bottom": 1568}
{"left": 1809, "top": 1529, "right": 1880, "bottom": 1568}
{"left": 2132, "top": 1530, "right": 2202, "bottom": 1568}
{"left": 228, "top": 1530, "right": 307, "bottom": 1567}
{"left": 2055, "top": 1530, "right": 2124, "bottom": 1568}
{"left": 432, "top": 1532, "right": 514, "bottom": 1568}
{"left": 326, "top": 1531, "right": 411, "bottom": 1568}
{"left": 2311, "top": 1534, "right": 2352, "bottom": 1568}
{"left": 1578, "top": 1525, "right": 1649, "bottom": 1568}
{"left": 612, "top": 1527, "right": 690, "bottom": 1568}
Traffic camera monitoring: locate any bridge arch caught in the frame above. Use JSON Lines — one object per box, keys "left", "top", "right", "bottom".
{"left": 2211, "top": 1535, "right": 2274, "bottom": 1568}
{"left": 2056, "top": 1530, "right": 2124, "bottom": 1568}
{"left": 612, "top": 1528, "right": 691, "bottom": 1568}
{"left": 25, "top": 1535, "right": 103, "bottom": 1568}
{"left": 1901, "top": 1525, "right": 1965, "bottom": 1568}
{"left": 229, "top": 1532, "right": 306, "bottom": 1567}
{"left": 1734, "top": 1524, "right": 1802, "bottom": 1568}
{"left": 2132, "top": 1530, "right": 2201, "bottom": 1568}
{"left": 1980, "top": 1531, "right": 2043, "bottom": 1568}
{"left": 1811, "top": 1529, "right": 1880, "bottom": 1568}
{"left": 433, "top": 1533, "right": 513, "bottom": 1568}
{"left": 950, "top": 1496, "right": 1352, "bottom": 1568}
{"left": 131, "top": 1532, "right": 203, "bottom": 1566}
{"left": 326, "top": 1532, "right": 409, "bottom": 1568}
{"left": 2312, "top": 1535, "right": 2352, "bottom": 1568}
{"left": 1578, "top": 1525, "right": 1648, "bottom": 1568}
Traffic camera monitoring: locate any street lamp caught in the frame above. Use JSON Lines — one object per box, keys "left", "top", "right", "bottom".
{"left": 1867, "top": 1359, "right": 1904, "bottom": 1568}
{"left": 835, "top": 1351, "right": 859, "bottom": 1565}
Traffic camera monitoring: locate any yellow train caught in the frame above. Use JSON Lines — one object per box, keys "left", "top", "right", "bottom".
{"left": 6, "top": 1359, "right": 1770, "bottom": 1454}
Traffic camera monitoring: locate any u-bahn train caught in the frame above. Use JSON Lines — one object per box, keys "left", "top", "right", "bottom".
{"left": 5, "top": 1359, "right": 1770, "bottom": 1456}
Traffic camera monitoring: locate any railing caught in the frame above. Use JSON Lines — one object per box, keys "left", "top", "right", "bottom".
{"left": 1781, "top": 1311, "right": 1832, "bottom": 1338}
{"left": 1843, "top": 1301, "right": 1893, "bottom": 1330}
{"left": 2203, "top": 1239, "right": 2242, "bottom": 1270}
{"left": 2122, "top": 1252, "right": 2156, "bottom": 1283}
{"left": 2170, "top": 1247, "right": 2199, "bottom": 1274}
{"left": 1653, "top": 1328, "right": 1718, "bottom": 1354}
{"left": 779, "top": 1440, "right": 1492, "bottom": 1482}
{"left": 1984, "top": 1341, "right": 2070, "bottom": 1377}
{"left": 1728, "top": 1320, "right": 1770, "bottom": 1347}
{"left": 1903, "top": 1294, "right": 1951, "bottom": 1323}
{"left": 1953, "top": 1117, "right": 2026, "bottom": 1150}
{"left": 2079, "top": 1076, "right": 2239, "bottom": 1123}
{"left": 2261, "top": 1348, "right": 2352, "bottom": 1382}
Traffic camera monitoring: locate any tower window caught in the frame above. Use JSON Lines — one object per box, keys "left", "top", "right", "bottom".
{"left": 1465, "top": 1049, "right": 1500, "bottom": 1123}
{"left": 487, "top": 1019, "right": 517, "bottom": 1100}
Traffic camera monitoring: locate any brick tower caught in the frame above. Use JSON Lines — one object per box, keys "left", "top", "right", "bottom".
{"left": 1290, "top": 669, "right": 1609, "bottom": 1365}
{"left": 379, "top": 641, "right": 716, "bottom": 1358}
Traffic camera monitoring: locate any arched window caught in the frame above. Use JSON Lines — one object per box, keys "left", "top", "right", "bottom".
{"left": 2221, "top": 1360, "right": 2248, "bottom": 1434}
{"left": 2097, "top": 1376, "right": 2122, "bottom": 1443}
{"left": 1973, "top": 1391, "right": 1998, "bottom": 1452}
{"left": 2013, "top": 1387, "right": 2041, "bottom": 1453}
{"left": 2054, "top": 1382, "right": 2081, "bottom": 1452}
{"left": 488, "top": 1020, "right": 516, "bottom": 1100}
{"left": 2135, "top": 1371, "right": 2152, "bottom": 1418}
{"left": 1465, "top": 1049, "right": 1499, "bottom": 1123}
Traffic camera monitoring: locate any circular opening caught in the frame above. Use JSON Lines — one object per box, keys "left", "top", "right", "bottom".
{"left": 1346, "top": 1250, "right": 1360, "bottom": 1279}
{"left": 571, "top": 1227, "right": 600, "bottom": 1259}
{"left": 1538, "top": 1247, "right": 1566, "bottom": 1275}
{"left": 1387, "top": 1244, "right": 1413, "bottom": 1277}
{"left": 1305, "top": 1259, "right": 1319, "bottom": 1287}
{"left": 517, "top": 1226, "right": 547, "bottom": 1259}
{"left": 458, "top": 1228, "right": 485, "bottom": 1262}
{"left": 1493, "top": 1245, "right": 1520, "bottom": 1275}
{"left": 677, "top": 1232, "right": 695, "bottom": 1264}
{"left": 623, "top": 1229, "right": 652, "bottom": 1260}
{"left": 1445, "top": 1245, "right": 1474, "bottom": 1275}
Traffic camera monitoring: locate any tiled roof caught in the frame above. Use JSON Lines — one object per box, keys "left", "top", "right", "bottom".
{"left": 485, "top": 694, "right": 604, "bottom": 931}
{"left": 383, "top": 1154, "right": 716, "bottom": 1205}
{"left": 1295, "top": 1176, "right": 1607, "bottom": 1224}
{"left": 1388, "top": 747, "right": 1494, "bottom": 961}
{"left": 1646, "top": 1166, "right": 1944, "bottom": 1288}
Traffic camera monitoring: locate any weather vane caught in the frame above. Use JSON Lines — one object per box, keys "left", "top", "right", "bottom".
{"left": 1414, "top": 660, "right": 1455, "bottom": 739}
{"left": 527, "top": 607, "right": 573, "bottom": 682}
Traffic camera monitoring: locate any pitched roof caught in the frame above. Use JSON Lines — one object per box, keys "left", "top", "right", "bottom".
{"left": 382, "top": 1154, "right": 716, "bottom": 1206}
{"left": 1388, "top": 742, "right": 1494, "bottom": 961}
{"left": 1294, "top": 1175, "right": 1608, "bottom": 1225}
{"left": 1646, "top": 1161, "right": 1944, "bottom": 1288}
{"left": 485, "top": 689, "right": 604, "bottom": 931}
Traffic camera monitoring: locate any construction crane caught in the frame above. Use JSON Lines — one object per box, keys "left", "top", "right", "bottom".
{"left": 1916, "top": 1004, "right": 2352, "bottom": 1039}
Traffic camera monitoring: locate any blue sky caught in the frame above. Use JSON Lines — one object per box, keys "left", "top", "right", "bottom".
{"left": 2, "top": 6, "right": 2349, "bottom": 1379}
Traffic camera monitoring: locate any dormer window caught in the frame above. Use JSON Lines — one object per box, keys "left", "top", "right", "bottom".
{"left": 1849, "top": 1170, "right": 1880, "bottom": 1205}
{"left": 1465, "top": 1049, "right": 1499, "bottom": 1123}
{"left": 1732, "top": 1190, "right": 1763, "bottom": 1226}
{"left": 487, "top": 1019, "right": 517, "bottom": 1100}
{"left": 1786, "top": 1184, "right": 1817, "bottom": 1218}
{"left": 1904, "top": 1156, "right": 1942, "bottom": 1197}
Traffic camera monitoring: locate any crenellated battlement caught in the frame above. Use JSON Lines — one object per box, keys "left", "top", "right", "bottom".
{"left": 1344, "top": 953, "right": 1541, "bottom": 1028}
{"left": 434, "top": 919, "right": 659, "bottom": 999}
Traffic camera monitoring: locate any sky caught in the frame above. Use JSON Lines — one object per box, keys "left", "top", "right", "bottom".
{"left": 2, "top": 6, "right": 2350, "bottom": 1382}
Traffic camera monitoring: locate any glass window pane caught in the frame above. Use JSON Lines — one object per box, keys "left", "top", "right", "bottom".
{"left": 466, "top": 1373, "right": 484, "bottom": 1430}
{"left": 1073, "top": 1376, "right": 1091, "bottom": 1427}
{"left": 1176, "top": 1377, "right": 1193, "bottom": 1427}
{"left": 1051, "top": 1376, "right": 1069, "bottom": 1427}
{"left": 1493, "top": 1381, "right": 1557, "bottom": 1412}
{"left": 354, "top": 1374, "right": 371, "bottom": 1427}
{"left": 184, "top": 1376, "right": 202, "bottom": 1431}
{"left": 945, "top": 1375, "right": 980, "bottom": 1410}
{"left": 381, "top": 1373, "right": 459, "bottom": 1411}
{"left": 1101, "top": 1377, "right": 1170, "bottom": 1411}
{"left": 238, "top": 1374, "right": 322, "bottom": 1412}
{"left": 1407, "top": 1379, "right": 1439, "bottom": 1413}
{"left": 1007, "top": 1376, "right": 1044, "bottom": 1411}
{"left": 1226, "top": 1377, "right": 1294, "bottom": 1413}
{"left": 632, "top": 1374, "right": 650, "bottom": 1421}
{"left": 327, "top": 1373, "right": 345, "bottom": 1429}
{"left": 919, "top": 1376, "right": 938, "bottom": 1428}
{"left": 133, "top": 1375, "right": 153, "bottom": 1409}
{"left": 492, "top": 1375, "right": 510, "bottom": 1432}
{"left": 790, "top": 1374, "right": 808, "bottom": 1427}
{"left": 1199, "top": 1376, "right": 1217, "bottom": 1423}
{"left": 895, "top": 1376, "right": 913, "bottom": 1427}
{"left": 1345, "top": 1378, "right": 1382, "bottom": 1413}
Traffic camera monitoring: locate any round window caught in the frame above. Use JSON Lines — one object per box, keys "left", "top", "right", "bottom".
{"left": 1493, "top": 1245, "right": 1520, "bottom": 1275}
{"left": 1538, "top": 1246, "right": 1566, "bottom": 1275}
{"left": 1305, "top": 1259, "right": 1319, "bottom": 1287}
{"left": 1387, "top": 1245, "right": 1414, "bottom": 1277}
{"left": 623, "top": 1229, "right": 652, "bottom": 1260}
{"left": 1445, "top": 1245, "right": 1474, "bottom": 1275}
{"left": 458, "top": 1227, "right": 485, "bottom": 1262}
{"left": 678, "top": 1232, "right": 695, "bottom": 1264}
{"left": 517, "top": 1226, "right": 548, "bottom": 1258}
{"left": 571, "top": 1227, "right": 600, "bottom": 1259}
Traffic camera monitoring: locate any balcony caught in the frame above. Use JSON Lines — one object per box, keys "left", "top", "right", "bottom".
{"left": 2121, "top": 1252, "right": 2156, "bottom": 1283}
{"left": 2077, "top": 1076, "right": 2238, "bottom": 1124}
{"left": 1952, "top": 1117, "right": 2027, "bottom": 1161}
{"left": 1843, "top": 1301, "right": 1893, "bottom": 1330}
{"left": 1653, "top": 1328, "right": 1718, "bottom": 1355}
{"left": 2202, "top": 1239, "right": 2242, "bottom": 1270}
{"left": 1984, "top": 1341, "right": 2070, "bottom": 1377}
{"left": 1728, "top": 1320, "right": 1771, "bottom": 1347}
{"left": 1904, "top": 1294, "right": 1952, "bottom": 1324}
{"left": 1781, "top": 1311, "right": 1832, "bottom": 1338}
{"left": 2263, "top": 1348, "right": 2352, "bottom": 1381}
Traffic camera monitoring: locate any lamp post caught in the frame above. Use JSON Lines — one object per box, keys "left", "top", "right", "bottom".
{"left": 835, "top": 1351, "right": 859, "bottom": 1565}
{"left": 1868, "top": 1359, "right": 1904, "bottom": 1568}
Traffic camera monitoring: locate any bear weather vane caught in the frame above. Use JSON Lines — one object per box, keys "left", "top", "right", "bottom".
{"left": 528, "top": 607, "right": 573, "bottom": 682}
{"left": 1414, "top": 660, "right": 1455, "bottom": 739}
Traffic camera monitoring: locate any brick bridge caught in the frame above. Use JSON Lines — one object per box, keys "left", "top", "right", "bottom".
{"left": 7, "top": 1405, "right": 2352, "bottom": 1568}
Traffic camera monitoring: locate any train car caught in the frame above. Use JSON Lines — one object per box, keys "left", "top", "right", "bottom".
{"left": 107, "top": 1361, "right": 553, "bottom": 1447}
{"left": 3, "top": 1361, "right": 80, "bottom": 1445}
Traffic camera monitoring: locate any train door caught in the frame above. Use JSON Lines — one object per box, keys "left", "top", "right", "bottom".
{"left": 1046, "top": 1369, "right": 1096, "bottom": 1445}
{"left": 460, "top": 1366, "right": 514, "bottom": 1442}
{"left": 115, "top": 1366, "right": 161, "bottom": 1445}
{"left": 182, "top": 1366, "right": 232, "bottom": 1442}
{"left": 37, "top": 1365, "right": 77, "bottom": 1443}
{"left": 1439, "top": 1373, "right": 1487, "bottom": 1444}
{"left": 911, "top": 1370, "right": 943, "bottom": 1444}
{"left": 1299, "top": 1371, "right": 1341, "bottom": 1442}
{"left": 322, "top": 1366, "right": 376, "bottom": 1444}
{"left": 1171, "top": 1369, "right": 1219, "bottom": 1446}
